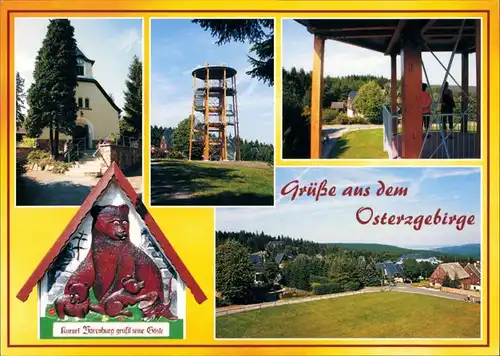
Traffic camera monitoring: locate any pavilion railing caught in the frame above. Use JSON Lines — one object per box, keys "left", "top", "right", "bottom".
{"left": 420, "top": 112, "right": 478, "bottom": 159}
{"left": 384, "top": 109, "right": 478, "bottom": 159}
{"left": 382, "top": 105, "right": 400, "bottom": 159}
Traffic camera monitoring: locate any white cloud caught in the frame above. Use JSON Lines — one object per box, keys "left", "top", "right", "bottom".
{"left": 15, "top": 18, "right": 143, "bottom": 115}
{"left": 282, "top": 20, "right": 477, "bottom": 86}
{"left": 218, "top": 167, "right": 481, "bottom": 247}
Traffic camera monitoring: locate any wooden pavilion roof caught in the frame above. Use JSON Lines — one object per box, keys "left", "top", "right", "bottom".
{"left": 296, "top": 19, "right": 477, "bottom": 54}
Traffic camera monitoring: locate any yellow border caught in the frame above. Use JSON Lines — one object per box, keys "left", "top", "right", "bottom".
{"left": 1, "top": 1, "right": 499, "bottom": 355}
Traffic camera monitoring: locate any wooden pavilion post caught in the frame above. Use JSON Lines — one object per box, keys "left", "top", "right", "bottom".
{"left": 475, "top": 19, "right": 481, "bottom": 158}
{"left": 461, "top": 52, "right": 469, "bottom": 133}
{"left": 400, "top": 32, "right": 423, "bottom": 159}
{"left": 310, "top": 35, "right": 325, "bottom": 159}
{"left": 391, "top": 52, "right": 398, "bottom": 134}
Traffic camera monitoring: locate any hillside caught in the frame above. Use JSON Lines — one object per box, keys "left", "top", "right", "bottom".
{"left": 433, "top": 244, "right": 480, "bottom": 259}
{"left": 327, "top": 243, "right": 411, "bottom": 253}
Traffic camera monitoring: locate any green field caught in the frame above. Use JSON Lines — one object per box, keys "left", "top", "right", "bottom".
{"left": 216, "top": 292, "right": 480, "bottom": 338}
{"left": 328, "top": 129, "right": 387, "bottom": 159}
{"left": 151, "top": 159, "right": 274, "bottom": 206}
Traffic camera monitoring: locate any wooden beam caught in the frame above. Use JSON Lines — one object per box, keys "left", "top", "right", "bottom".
{"left": 461, "top": 52, "right": 469, "bottom": 133}
{"left": 385, "top": 20, "right": 407, "bottom": 55}
{"left": 420, "top": 19, "right": 436, "bottom": 34}
{"left": 327, "top": 26, "right": 397, "bottom": 32}
{"left": 310, "top": 35, "right": 325, "bottom": 159}
{"left": 330, "top": 34, "right": 393, "bottom": 39}
{"left": 391, "top": 53, "right": 398, "bottom": 135}
{"left": 400, "top": 41, "right": 423, "bottom": 158}
{"left": 475, "top": 19, "right": 481, "bottom": 158}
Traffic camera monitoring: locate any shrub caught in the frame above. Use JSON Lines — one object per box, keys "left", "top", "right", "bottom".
{"left": 312, "top": 283, "right": 344, "bottom": 295}
{"left": 322, "top": 108, "right": 340, "bottom": 124}
{"left": 52, "top": 161, "right": 72, "bottom": 174}
{"left": 216, "top": 296, "right": 230, "bottom": 307}
{"left": 344, "top": 281, "right": 362, "bottom": 291}
{"left": 168, "top": 150, "right": 186, "bottom": 160}
{"left": 27, "top": 149, "right": 52, "bottom": 165}
{"left": 333, "top": 113, "right": 368, "bottom": 125}
{"left": 310, "top": 275, "right": 330, "bottom": 284}
{"left": 17, "top": 137, "right": 37, "bottom": 148}
{"left": 349, "top": 115, "right": 368, "bottom": 124}
{"left": 151, "top": 150, "right": 167, "bottom": 159}
{"left": 108, "top": 133, "right": 121, "bottom": 144}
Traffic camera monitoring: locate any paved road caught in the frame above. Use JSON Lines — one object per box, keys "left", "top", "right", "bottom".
{"left": 18, "top": 169, "right": 142, "bottom": 206}
{"left": 394, "top": 284, "right": 480, "bottom": 302}
{"left": 216, "top": 284, "right": 479, "bottom": 317}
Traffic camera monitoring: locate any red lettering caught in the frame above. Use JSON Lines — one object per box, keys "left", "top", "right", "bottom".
{"left": 280, "top": 180, "right": 299, "bottom": 201}
{"left": 356, "top": 207, "right": 373, "bottom": 225}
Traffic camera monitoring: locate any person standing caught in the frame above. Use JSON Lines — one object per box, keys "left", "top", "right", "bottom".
{"left": 421, "top": 84, "right": 432, "bottom": 138}
{"left": 441, "top": 81, "right": 455, "bottom": 138}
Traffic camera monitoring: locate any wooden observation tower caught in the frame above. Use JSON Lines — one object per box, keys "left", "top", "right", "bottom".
{"left": 189, "top": 64, "right": 241, "bottom": 161}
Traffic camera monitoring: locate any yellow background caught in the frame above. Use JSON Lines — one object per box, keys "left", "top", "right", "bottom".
{"left": 1, "top": 1, "right": 499, "bottom": 355}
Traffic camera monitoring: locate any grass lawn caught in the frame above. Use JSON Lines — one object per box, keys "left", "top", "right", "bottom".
{"left": 328, "top": 129, "right": 387, "bottom": 159}
{"left": 216, "top": 292, "right": 480, "bottom": 338}
{"left": 151, "top": 159, "right": 274, "bottom": 206}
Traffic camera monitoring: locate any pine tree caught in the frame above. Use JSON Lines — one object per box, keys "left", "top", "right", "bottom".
{"left": 16, "top": 72, "right": 26, "bottom": 128}
{"left": 120, "top": 55, "right": 143, "bottom": 139}
{"left": 25, "top": 19, "right": 78, "bottom": 156}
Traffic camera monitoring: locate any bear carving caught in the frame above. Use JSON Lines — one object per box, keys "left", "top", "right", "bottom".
{"left": 89, "top": 276, "right": 157, "bottom": 317}
{"left": 60, "top": 204, "right": 176, "bottom": 320}
{"left": 54, "top": 282, "right": 90, "bottom": 318}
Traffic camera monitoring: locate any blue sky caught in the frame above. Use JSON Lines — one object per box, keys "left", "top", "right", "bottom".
{"left": 217, "top": 167, "right": 481, "bottom": 248}
{"left": 150, "top": 19, "right": 274, "bottom": 144}
{"left": 15, "top": 18, "right": 143, "bottom": 114}
{"left": 282, "top": 19, "right": 477, "bottom": 86}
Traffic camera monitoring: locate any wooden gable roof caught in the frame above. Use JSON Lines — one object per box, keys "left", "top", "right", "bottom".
{"left": 16, "top": 162, "right": 207, "bottom": 304}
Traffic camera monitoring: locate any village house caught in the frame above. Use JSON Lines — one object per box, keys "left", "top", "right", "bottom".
{"left": 346, "top": 90, "right": 358, "bottom": 117}
{"left": 33, "top": 47, "right": 121, "bottom": 150}
{"left": 375, "top": 261, "right": 404, "bottom": 283}
{"left": 249, "top": 251, "right": 266, "bottom": 285}
{"left": 429, "top": 262, "right": 471, "bottom": 289}
{"left": 464, "top": 262, "right": 481, "bottom": 291}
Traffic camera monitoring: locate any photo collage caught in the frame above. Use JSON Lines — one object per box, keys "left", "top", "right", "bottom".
{"left": 2, "top": 2, "right": 497, "bottom": 355}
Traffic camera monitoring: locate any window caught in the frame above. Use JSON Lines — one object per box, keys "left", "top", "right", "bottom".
{"left": 77, "top": 97, "right": 83, "bottom": 108}
{"left": 77, "top": 58, "right": 84, "bottom": 76}
{"left": 84, "top": 98, "right": 90, "bottom": 108}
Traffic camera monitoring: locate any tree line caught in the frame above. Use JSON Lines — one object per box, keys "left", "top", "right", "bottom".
{"left": 151, "top": 120, "right": 274, "bottom": 163}
{"left": 215, "top": 230, "right": 477, "bottom": 305}
{"left": 16, "top": 19, "right": 143, "bottom": 157}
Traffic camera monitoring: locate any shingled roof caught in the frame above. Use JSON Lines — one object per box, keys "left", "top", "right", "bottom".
{"left": 440, "top": 262, "right": 470, "bottom": 280}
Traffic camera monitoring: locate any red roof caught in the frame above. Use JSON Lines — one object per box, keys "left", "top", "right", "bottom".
{"left": 16, "top": 162, "right": 207, "bottom": 304}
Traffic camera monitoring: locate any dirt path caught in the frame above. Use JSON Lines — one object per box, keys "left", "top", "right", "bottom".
{"left": 18, "top": 169, "right": 143, "bottom": 206}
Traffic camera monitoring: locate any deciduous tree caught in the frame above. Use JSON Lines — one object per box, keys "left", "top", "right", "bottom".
{"left": 352, "top": 80, "right": 385, "bottom": 123}
{"left": 216, "top": 240, "right": 255, "bottom": 304}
